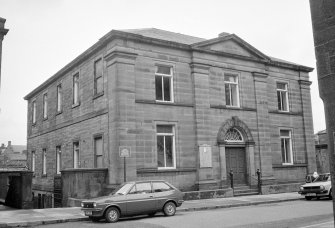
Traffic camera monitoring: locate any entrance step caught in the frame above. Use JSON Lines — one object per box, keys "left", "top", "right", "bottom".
{"left": 233, "top": 185, "right": 259, "bottom": 197}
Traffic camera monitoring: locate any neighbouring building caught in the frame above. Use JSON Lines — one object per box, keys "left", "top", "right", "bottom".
{"left": 310, "top": 0, "right": 335, "bottom": 218}
{"left": 315, "top": 130, "right": 330, "bottom": 174}
{"left": 0, "top": 17, "right": 9, "bottom": 90}
{"left": 24, "top": 28, "right": 316, "bottom": 207}
{"left": 0, "top": 141, "right": 27, "bottom": 170}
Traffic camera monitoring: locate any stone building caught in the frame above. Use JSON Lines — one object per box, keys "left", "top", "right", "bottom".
{"left": 0, "top": 17, "right": 9, "bottom": 89}
{"left": 0, "top": 141, "right": 27, "bottom": 169}
{"left": 315, "top": 130, "right": 330, "bottom": 174}
{"left": 24, "top": 28, "right": 316, "bottom": 207}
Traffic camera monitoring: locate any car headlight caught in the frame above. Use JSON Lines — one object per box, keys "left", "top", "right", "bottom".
{"left": 320, "top": 185, "right": 325, "bottom": 190}
{"left": 81, "top": 202, "right": 84, "bottom": 207}
{"left": 93, "top": 202, "right": 97, "bottom": 207}
{"left": 300, "top": 186, "right": 304, "bottom": 191}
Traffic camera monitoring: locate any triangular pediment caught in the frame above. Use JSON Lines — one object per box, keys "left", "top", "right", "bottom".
{"left": 192, "top": 34, "right": 270, "bottom": 61}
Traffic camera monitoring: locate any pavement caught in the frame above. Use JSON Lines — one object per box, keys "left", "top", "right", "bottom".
{"left": 0, "top": 192, "right": 311, "bottom": 227}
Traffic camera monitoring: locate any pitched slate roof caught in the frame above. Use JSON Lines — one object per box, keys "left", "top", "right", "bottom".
{"left": 120, "top": 28, "right": 206, "bottom": 45}
{"left": 24, "top": 28, "right": 313, "bottom": 100}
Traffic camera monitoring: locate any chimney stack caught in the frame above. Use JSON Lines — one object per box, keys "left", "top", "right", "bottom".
{"left": 218, "top": 32, "right": 230, "bottom": 37}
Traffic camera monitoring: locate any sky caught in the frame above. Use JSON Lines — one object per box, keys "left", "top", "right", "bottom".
{"left": 0, "top": 0, "right": 325, "bottom": 145}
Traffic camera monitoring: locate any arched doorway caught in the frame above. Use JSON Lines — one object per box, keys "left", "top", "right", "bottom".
{"left": 217, "top": 116, "right": 255, "bottom": 187}
{"left": 224, "top": 128, "right": 247, "bottom": 185}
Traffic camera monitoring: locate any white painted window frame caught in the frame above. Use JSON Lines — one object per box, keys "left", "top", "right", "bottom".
{"left": 280, "top": 129, "right": 293, "bottom": 165}
{"left": 155, "top": 65, "right": 174, "bottom": 103}
{"left": 73, "top": 141, "right": 80, "bottom": 168}
{"left": 156, "top": 125, "right": 176, "bottom": 170}
{"left": 276, "top": 82, "right": 289, "bottom": 112}
{"left": 224, "top": 74, "right": 240, "bottom": 107}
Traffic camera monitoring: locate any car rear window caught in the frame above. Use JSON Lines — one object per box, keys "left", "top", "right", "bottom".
{"left": 153, "top": 182, "right": 173, "bottom": 192}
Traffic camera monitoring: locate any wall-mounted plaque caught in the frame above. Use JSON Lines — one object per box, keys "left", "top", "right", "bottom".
{"left": 199, "top": 144, "right": 212, "bottom": 168}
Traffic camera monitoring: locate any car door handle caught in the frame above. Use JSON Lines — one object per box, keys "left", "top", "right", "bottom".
{"left": 149, "top": 195, "right": 154, "bottom": 198}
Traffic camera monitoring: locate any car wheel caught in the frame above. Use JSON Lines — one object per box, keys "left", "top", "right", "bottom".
{"left": 329, "top": 189, "right": 333, "bottom": 200}
{"left": 105, "top": 207, "right": 120, "bottom": 223}
{"left": 305, "top": 196, "right": 312, "bottom": 200}
{"left": 148, "top": 212, "right": 156, "bottom": 217}
{"left": 163, "top": 202, "right": 176, "bottom": 216}
{"left": 89, "top": 216, "right": 101, "bottom": 222}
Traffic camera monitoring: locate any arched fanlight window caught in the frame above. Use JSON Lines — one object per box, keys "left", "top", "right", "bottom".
{"left": 224, "top": 128, "right": 243, "bottom": 142}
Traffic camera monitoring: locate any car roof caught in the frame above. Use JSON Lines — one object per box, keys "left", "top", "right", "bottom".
{"left": 125, "top": 180, "right": 168, "bottom": 184}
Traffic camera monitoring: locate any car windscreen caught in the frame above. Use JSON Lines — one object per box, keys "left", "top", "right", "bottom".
{"left": 314, "top": 174, "right": 330, "bottom": 182}
{"left": 112, "top": 183, "right": 134, "bottom": 195}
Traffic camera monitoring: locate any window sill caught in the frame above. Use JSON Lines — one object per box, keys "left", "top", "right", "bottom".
{"left": 93, "top": 91, "right": 104, "bottom": 100}
{"left": 56, "top": 111, "right": 63, "bottom": 116}
{"left": 135, "top": 99, "right": 194, "bottom": 107}
{"left": 43, "top": 117, "right": 48, "bottom": 121}
{"left": 269, "top": 110, "right": 302, "bottom": 116}
{"left": 72, "top": 102, "right": 80, "bottom": 109}
{"left": 210, "top": 104, "right": 256, "bottom": 112}
{"left": 42, "top": 174, "right": 47, "bottom": 178}
{"left": 273, "top": 163, "right": 307, "bottom": 168}
{"left": 137, "top": 167, "right": 196, "bottom": 174}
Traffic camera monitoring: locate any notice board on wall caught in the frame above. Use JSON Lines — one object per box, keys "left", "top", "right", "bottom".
{"left": 199, "top": 144, "right": 212, "bottom": 168}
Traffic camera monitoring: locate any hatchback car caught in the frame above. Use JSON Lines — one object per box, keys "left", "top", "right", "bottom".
{"left": 299, "top": 173, "right": 332, "bottom": 200}
{"left": 81, "top": 180, "right": 184, "bottom": 223}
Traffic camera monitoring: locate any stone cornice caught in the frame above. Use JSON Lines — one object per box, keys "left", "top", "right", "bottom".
{"left": 190, "top": 61, "right": 211, "bottom": 75}
{"left": 104, "top": 46, "right": 138, "bottom": 66}
{"left": 298, "top": 79, "right": 312, "bottom": 86}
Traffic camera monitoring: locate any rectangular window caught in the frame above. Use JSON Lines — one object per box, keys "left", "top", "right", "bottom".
{"left": 156, "top": 125, "right": 175, "bottom": 169}
{"left": 94, "top": 136, "right": 103, "bottom": 168}
{"left": 280, "top": 130, "right": 293, "bottom": 164}
{"left": 94, "top": 59, "right": 103, "bottom": 95}
{"left": 43, "top": 93, "right": 48, "bottom": 119}
{"left": 224, "top": 74, "right": 239, "bottom": 107}
{"left": 155, "top": 65, "right": 173, "bottom": 102}
{"left": 56, "top": 146, "right": 61, "bottom": 175}
{"left": 42, "top": 149, "right": 47, "bottom": 175}
{"left": 73, "top": 73, "right": 79, "bottom": 105}
{"left": 31, "top": 151, "right": 35, "bottom": 172}
{"left": 73, "top": 142, "right": 80, "bottom": 168}
{"left": 277, "top": 82, "right": 289, "bottom": 111}
{"left": 57, "top": 84, "right": 62, "bottom": 112}
{"left": 32, "top": 101, "right": 36, "bottom": 124}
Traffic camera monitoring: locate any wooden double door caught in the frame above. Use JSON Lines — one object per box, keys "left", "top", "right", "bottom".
{"left": 226, "top": 147, "right": 247, "bottom": 185}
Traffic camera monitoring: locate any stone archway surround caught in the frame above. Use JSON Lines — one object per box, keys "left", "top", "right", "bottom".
{"left": 217, "top": 116, "right": 256, "bottom": 187}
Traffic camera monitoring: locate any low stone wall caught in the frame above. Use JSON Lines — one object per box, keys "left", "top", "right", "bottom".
{"left": 61, "top": 168, "right": 108, "bottom": 207}
{"left": 261, "top": 182, "right": 302, "bottom": 195}
{"left": 183, "top": 188, "right": 234, "bottom": 201}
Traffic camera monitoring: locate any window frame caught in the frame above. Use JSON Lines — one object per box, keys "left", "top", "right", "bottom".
{"left": 94, "top": 135, "right": 103, "bottom": 168}
{"left": 42, "top": 148, "right": 47, "bottom": 176}
{"left": 94, "top": 58, "right": 104, "bottom": 96}
{"left": 276, "top": 81, "right": 289, "bottom": 112}
{"left": 56, "top": 146, "right": 61, "bottom": 175}
{"left": 43, "top": 93, "right": 48, "bottom": 119}
{"left": 280, "top": 129, "right": 293, "bottom": 165}
{"left": 155, "top": 65, "right": 174, "bottom": 103}
{"left": 56, "top": 84, "right": 62, "bottom": 113}
{"left": 224, "top": 73, "right": 240, "bottom": 107}
{"left": 73, "top": 141, "right": 80, "bottom": 168}
{"left": 73, "top": 72, "right": 80, "bottom": 106}
{"left": 156, "top": 124, "right": 176, "bottom": 170}
{"left": 31, "top": 151, "right": 36, "bottom": 173}
{"left": 32, "top": 100, "right": 36, "bottom": 125}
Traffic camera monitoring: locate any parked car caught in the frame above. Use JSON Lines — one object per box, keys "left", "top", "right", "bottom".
{"left": 298, "top": 173, "right": 332, "bottom": 200}
{"left": 81, "top": 180, "right": 184, "bottom": 223}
